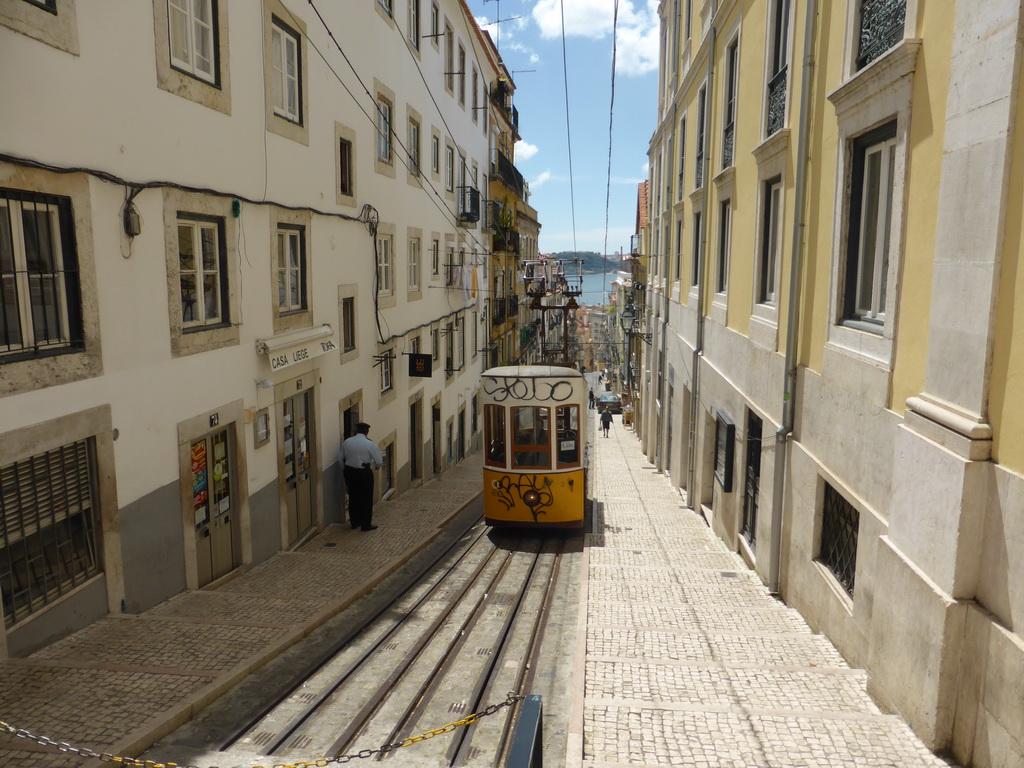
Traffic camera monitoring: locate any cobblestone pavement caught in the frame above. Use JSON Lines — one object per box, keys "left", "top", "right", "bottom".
{"left": 570, "top": 418, "right": 958, "bottom": 768}
{"left": 0, "top": 457, "right": 483, "bottom": 768}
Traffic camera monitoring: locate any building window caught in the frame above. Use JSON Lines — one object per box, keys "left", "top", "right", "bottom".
{"left": 695, "top": 85, "right": 706, "bottom": 188}
{"left": 407, "top": 118, "right": 420, "bottom": 175}
{"left": 376, "top": 97, "right": 393, "bottom": 163}
{"left": 0, "top": 438, "right": 101, "bottom": 627}
{"left": 382, "top": 442, "right": 395, "bottom": 494}
{"left": 411, "top": 335, "right": 420, "bottom": 354}
{"left": 820, "top": 482, "right": 860, "bottom": 596}
{"left": 677, "top": 117, "right": 686, "bottom": 199}
{"left": 431, "top": 135, "right": 440, "bottom": 174}
{"left": 472, "top": 68, "right": 479, "bottom": 121}
{"left": 766, "top": 0, "right": 790, "bottom": 136}
{"left": 690, "top": 210, "right": 701, "bottom": 286}
{"left": 458, "top": 43, "right": 466, "bottom": 105}
{"left": 271, "top": 18, "right": 301, "bottom": 123}
{"left": 342, "top": 296, "right": 356, "bottom": 351}
{"left": 456, "top": 314, "right": 465, "bottom": 368}
{"left": 722, "top": 39, "right": 738, "bottom": 169}
{"left": 759, "top": 177, "right": 782, "bottom": 305}
{"left": 741, "top": 412, "right": 762, "bottom": 547}
{"left": 168, "top": 0, "right": 217, "bottom": 84}
{"left": 275, "top": 225, "right": 305, "bottom": 314}
{"left": 430, "top": 2, "right": 439, "bottom": 43}
{"left": 445, "top": 146, "right": 455, "bottom": 192}
{"left": 378, "top": 0, "right": 393, "bottom": 17}
{"left": 844, "top": 122, "right": 896, "bottom": 329}
{"left": 714, "top": 411, "right": 735, "bottom": 492}
{"left": 178, "top": 214, "right": 227, "bottom": 329}
{"left": 445, "top": 321, "right": 454, "bottom": 378}
{"left": 377, "top": 235, "right": 393, "bottom": 296}
{"left": 445, "top": 245, "right": 456, "bottom": 286}
{"left": 431, "top": 327, "right": 439, "bottom": 360}
{"left": 472, "top": 310, "right": 478, "bottom": 357}
{"left": 380, "top": 350, "right": 393, "bottom": 393}
{"left": 407, "top": 0, "right": 419, "bottom": 46}
{"left": 857, "top": 0, "right": 906, "bottom": 71}
{"left": 1, "top": 190, "right": 82, "bottom": 358}
{"left": 431, "top": 238, "right": 440, "bottom": 275}
{"left": 716, "top": 200, "right": 731, "bottom": 294}
{"left": 23, "top": 0, "right": 57, "bottom": 11}
{"left": 408, "top": 237, "right": 420, "bottom": 291}
{"left": 339, "top": 138, "right": 353, "bottom": 196}
{"left": 444, "top": 22, "right": 454, "bottom": 92}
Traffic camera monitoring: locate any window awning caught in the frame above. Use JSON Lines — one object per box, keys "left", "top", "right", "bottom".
{"left": 256, "top": 324, "right": 336, "bottom": 371}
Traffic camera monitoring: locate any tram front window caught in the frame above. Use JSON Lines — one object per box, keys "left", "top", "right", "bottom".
{"left": 484, "top": 404, "right": 506, "bottom": 466}
{"left": 557, "top": 405, "right": 580, "bottom": 467}
{"left": 512, "top": 406, "right": 551, "bottom": 468}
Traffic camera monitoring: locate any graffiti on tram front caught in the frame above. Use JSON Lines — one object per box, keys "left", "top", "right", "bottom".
{"left": 492, "top": 473, "right": 555, "bottom": 522}
{"left": 482, "top": 376, "right": 574, "bottom": 403}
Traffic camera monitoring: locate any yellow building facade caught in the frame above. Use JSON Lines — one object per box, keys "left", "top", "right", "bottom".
{"left": 641, "top": 1, "right": 1024, "bottom": 765}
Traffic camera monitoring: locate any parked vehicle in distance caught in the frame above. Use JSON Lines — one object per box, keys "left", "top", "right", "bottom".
{"left": 597, "top": 393, "right": 622, "bottom": 414}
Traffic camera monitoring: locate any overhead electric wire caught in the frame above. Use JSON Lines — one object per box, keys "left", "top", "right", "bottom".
{"left": 601, "top": 0, "right": 620, "bottom": 308}
{"left": 559, "top": 0, "right": 579, "bottom": 255}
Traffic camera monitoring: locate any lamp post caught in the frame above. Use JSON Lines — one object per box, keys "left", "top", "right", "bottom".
{"left": 620, "top": 303, "right": 636, "bottom": 396}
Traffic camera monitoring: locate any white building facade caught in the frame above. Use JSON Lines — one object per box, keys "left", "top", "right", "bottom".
{"left": 0, "top": 0, "right": 499, "bottom": 656}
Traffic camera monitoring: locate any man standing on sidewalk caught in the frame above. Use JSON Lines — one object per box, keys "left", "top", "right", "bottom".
{"left": 600, "top": 406, "right": 613, "bottom": 437}
{"left": 339, "top": 422, "right": 383, "bottom": 531}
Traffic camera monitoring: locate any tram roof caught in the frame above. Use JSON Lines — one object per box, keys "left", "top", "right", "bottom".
{"left": 482, "top": 365, "right": 584, "bottom": 379}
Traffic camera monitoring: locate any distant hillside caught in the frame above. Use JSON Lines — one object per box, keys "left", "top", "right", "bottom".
{"left": 547, "top": 251, "right": 620, "bottom": 274}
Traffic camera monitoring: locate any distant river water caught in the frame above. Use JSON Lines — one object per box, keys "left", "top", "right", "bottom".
{"left": 578, "top": 272, "right": 620, "bottom": 307}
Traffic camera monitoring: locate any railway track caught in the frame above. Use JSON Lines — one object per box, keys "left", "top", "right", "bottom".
{"left": 212, "top": 520, "right": 568, "bottom": 767}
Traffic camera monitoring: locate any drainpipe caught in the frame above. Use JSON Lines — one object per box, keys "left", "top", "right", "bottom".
{"left": 685, "top": 23, "right": 716, "bottom": 502}
{"left": 769, "top": 0, "right": 818, "bottom": 594}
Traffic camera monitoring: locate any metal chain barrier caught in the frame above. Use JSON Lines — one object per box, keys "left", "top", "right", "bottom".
{"left": 0, "top": 692, "right": 523, "bottom": 768}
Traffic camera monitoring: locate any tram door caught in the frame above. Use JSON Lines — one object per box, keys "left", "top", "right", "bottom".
{"left": 283, "top": 391, "right": 315, "bottom": 546}
{"left": 192, "top": 428, "right": 238, "bottom": 586}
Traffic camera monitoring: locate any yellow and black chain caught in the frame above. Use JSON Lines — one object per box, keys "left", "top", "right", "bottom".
{"left": 0, "top": 692, "right": 522, "bottom": 768}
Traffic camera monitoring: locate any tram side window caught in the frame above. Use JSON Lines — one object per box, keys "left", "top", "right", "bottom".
{"left": 556, "top": 405, "right": 580, "bottom": 467}
{"left": 484, "top": 404, "right": 506, "bottom": 466}
{"left": 512, "top": 406, "right": 550, "bottom": 468}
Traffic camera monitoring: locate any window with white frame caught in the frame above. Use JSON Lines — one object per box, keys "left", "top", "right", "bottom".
{"left": 0, "top": 190, "right": 81, "bottom": 357}
{"left": 691, "top": 210, "right": 701, "bottom": 286}
{"left": 407, "top": 0, "right": 419, "bottom": 48}
{"left": 677, "top": 116, "right": 686, "bottom": 199}
{"left": 380, "top": 349, "right": 394, "bottom": 393}
{"left": 759, "top": 177, "right": 782, "bottom": 304}
{"left": 276, "top": 225, "right": 305, "bottom": 314}
{"left": 431, "top": 134, "right": 440, "bottom": 174}
{"left": 271, "top": 18, "right": 301, "bottom": 123}
{"left": 378, "top": 0, "right": 393, "bottom": 16}
{"left": 444, "top": 22, "right": 454, "bottom": 92}
{"left": 431, "top": 238, "right": 440, "bottom": 275}
{"left": 431, "top": 326, "right": 439, "bottom": 360}
{"left": 445, "top": 245, "right": 456, "bottom": 286}
{"left": 472, "top": 310, "right": 478, "bottom": 356}
{"left": 339, "top": 137, "right": 354, "bottom": 196}
{"left": 717, "top": 201, "right": 731, "bottom": 294}
{"left": 376, "top": 96, "right": 393, "bottom": 163}
{"left": 411, "top": 335, "right": 420, "bottom": 354}
{"left": 407, "top": 118, "right": 420, "bottom": 174}
{"left": 695, "top": 85, "right": 707, "bottom": 188}
{"left": 766, "top": 0, "right": 791, "bottom": 136}
{"left": 377, "top": 234, "right": 393, "bottom": 296}
{"left": 168, "top": 0, "right": 217, "bottom": 84}
{"left": 843, "top": 122, "right": 896, "bottom": 329}
{"left": 722, "top": 39, "right": 738, "bottom": 169}
{"left": 445, "top": 146, "right": 455, "bottom": 192}
{"left": 177, "top": 214, "right": 227, "bottom": 328}
{"left": 430, "top": 2, "right": 439, "bottom": 44}
{"left": 472, "top": 68, "right": 479, "bottom": 121}
{"left": 456, "top": 315, "right": 464, "bottom": 368}
{"left": 342, "top": 296, "right": 356, "bottom": 351}
{"left": 408, "top": 237, "right": 420, "bottom": 291}
{"left": 445, "top": 320, "right": 454, "bottom": 377}
{"left": 458, "top": 43, "right": 466, "bottom": 105}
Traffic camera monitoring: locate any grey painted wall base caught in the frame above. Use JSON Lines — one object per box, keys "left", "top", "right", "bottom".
{"left": 120, "top": 480, "right": 186, "bottom": 614}
{"left": 8, "top": 577, "right": 108, "bottom": 657}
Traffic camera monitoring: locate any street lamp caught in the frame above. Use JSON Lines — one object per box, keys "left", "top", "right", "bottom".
{"left": 620, "top": 304, "right": 636, "bottom": 395}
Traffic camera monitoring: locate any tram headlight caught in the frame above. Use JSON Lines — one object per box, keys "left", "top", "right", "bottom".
{"left": 522, "top": 489, "right": 541, "bottom": 508}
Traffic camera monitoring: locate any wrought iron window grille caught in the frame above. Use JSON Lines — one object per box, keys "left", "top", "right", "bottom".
{"left": 819, "top": 482, "right": 860, "bottom": 595}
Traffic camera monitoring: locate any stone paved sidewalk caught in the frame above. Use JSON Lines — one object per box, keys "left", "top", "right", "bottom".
{"left": 569, "top": 417, "right": 958, "bottom": 768}
{"left": 0, "top": 456, "right": 483, "bottom": 768}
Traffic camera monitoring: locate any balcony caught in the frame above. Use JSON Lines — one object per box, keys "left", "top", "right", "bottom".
{"left": 857, "top": 0, "right": 906, "bottom": 70}
{"left": 491, "top": 296, "right": 508, "bottom": 326}
{"left": 493, "top": 229, "right": 520, "bottom": 255}
{"left": 458, "top": 186, "right": 480, "bottom": 224}
{"left": 483, "top": 199, "right": 502, "bottom": 232}
{"left": 491, "top": 149, "right": 525, "bottom": 199}
{"left": 766, "top": 67, "right": 787, "bottom": 136}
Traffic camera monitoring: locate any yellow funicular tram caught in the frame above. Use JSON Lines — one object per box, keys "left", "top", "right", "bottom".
{"left": 481, "top": 365, "right": 588, "bottom": 528}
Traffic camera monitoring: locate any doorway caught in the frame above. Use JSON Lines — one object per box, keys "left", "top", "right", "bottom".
{"left": 191, "top": 428, "right": 239, "bottom": 586}
{"left": 432, "top": 403, "right": 442, "bottom": 476}
{"left": 283, "top": 390, "right": 315, "bottom": 547}
{"left": 410, "top": 400, "right": 422, "bottom": 482}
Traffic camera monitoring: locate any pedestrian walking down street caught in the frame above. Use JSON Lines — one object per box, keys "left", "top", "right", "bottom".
{"left": 588, "top": 389, "right": 595, "bottom": 409}
{"left": 339, "top": 422, "right": 384, "bottom": 531}
{"left": 600, "top": 406, "right": 613, "bottom": 437}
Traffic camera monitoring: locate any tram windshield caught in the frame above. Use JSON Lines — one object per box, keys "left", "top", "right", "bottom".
{"left": 556, "top": 405, "right": 580, "bottom": 467}
{"left": 484, "top": 404, "right": 505, "bottom": 466}
{"left": 512, "top": 406, "right": 551, "bottom": 468}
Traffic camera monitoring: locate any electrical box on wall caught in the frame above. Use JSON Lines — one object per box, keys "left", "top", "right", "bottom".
{"left": 124, "top": 205, "right": 141, "bottom": 237}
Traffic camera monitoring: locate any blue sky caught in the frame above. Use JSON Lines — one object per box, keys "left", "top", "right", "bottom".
{"left": 468, "top": 0, "right": 659, "bottom": 256}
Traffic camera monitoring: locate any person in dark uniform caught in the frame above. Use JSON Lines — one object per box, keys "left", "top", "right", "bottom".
{"left": 588, "top": 389, "right": 595, "bottom": 409}
{"left": 339, "top": 422, "right": 384, "bottom": 531}
{"left": 600, "top": 406, "right": 613, "bottom": 437}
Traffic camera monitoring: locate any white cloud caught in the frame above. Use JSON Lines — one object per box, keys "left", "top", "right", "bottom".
{"left": 531, "top": 170, "right": 553, "bottom": 188}
{"left": 516, "top": 140, "right": 540, "bottom": 161}
{"left": 531, "top": 0, "right": 659, "bottom": 76}
{"left": 641, "top": 160, "right": 649, "bottom": 176}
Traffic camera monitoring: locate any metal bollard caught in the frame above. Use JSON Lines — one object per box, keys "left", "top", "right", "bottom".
{"left": 506, "top": 695, "right": 543, "bottom": 768}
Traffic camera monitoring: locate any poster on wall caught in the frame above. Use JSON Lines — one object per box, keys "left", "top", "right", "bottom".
{"left": 191, "top": 440, "right": 209, "bottom": 526}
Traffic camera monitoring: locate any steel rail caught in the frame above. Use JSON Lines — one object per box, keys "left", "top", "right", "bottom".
{"left": 323, "top": 538, "right": 527, "bottom": 757}
{"left": 216, "top": 503, "right": 486, "bottom": 751}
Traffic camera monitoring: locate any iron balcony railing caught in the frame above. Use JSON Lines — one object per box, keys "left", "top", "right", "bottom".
{"left": 458, "top": 186, "right": 480, "bottom": 224}
{"left": 856, "top": 0, "right": 906, "bottom": 69}
{"left": 722, "top": 122, "right": 735, "bottom": 168}
{"left": 492, "top": 149, "right": 525, "bottom": 199}
{"left": 766, "top": 66, "right": 788, "bottom": 136}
